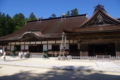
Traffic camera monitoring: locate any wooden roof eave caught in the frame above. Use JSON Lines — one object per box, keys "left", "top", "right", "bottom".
{"left": 63, "top": 29, "right": 74, "bottom": 33}
{"left": 64, "top": 27, "right": 120, "bottom": 35}
{"left": 0, "top": 33, "right": 62, "bottom": 42}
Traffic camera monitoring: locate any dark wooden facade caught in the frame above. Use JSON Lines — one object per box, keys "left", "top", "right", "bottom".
{"left": 64, "top": 4, "right": 120, "bottom": 57}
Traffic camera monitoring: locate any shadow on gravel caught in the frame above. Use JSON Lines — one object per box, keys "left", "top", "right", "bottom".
{"left": 52, "top": 66, "right": 94, "bottom": 71}
{"left": 0, "top": 68, "right": 120, "bottom": 80}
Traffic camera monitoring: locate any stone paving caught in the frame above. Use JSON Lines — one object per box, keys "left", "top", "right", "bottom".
{"left": 94, "top": 61, "right": 120, "bottom": 72}
{"left": 95, "top": 61, "right": 119, "bottom": 67}
{"left": 0, "top": 56, "right": 120, "bottom": 72}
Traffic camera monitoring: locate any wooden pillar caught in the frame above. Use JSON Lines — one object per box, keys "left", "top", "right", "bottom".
{"left": 55, "top": 39, "right": 56, "bottom": 44}
{"left": 78, "top": 43, "right": 80, "bottom": 50}
{"left": 10, "top": 42, "right": 11, "bottom": 51}
{"left": 68, "top": 39, "right": 70, "bottom": 54}
{"left": 78, "top": 43, "right": 80, "bottom": 56}
{"left": 80, "top": 44, "right": 88, "bottom": 56}
{"left": 47, "top": 40, "right": 48, "bottom": 55}
{"left": 115, "top": 43, "right": 120, "bottom": 57}
{"left": 47, "top": 40, "right": 48, "bottom": 50}
{"left": 24, "top": 42, "right": 25, "bottom": 51}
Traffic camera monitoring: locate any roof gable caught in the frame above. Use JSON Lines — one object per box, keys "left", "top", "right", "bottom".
{"left": 79, "top": 4, "right": 120, "bottom": 28}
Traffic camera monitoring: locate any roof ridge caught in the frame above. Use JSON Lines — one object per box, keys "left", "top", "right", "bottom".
{"left": 26, "top": 14, "right": 87, "bottom": 23}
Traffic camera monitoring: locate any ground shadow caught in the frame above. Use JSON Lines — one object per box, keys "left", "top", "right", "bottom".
{"left": 0, "top": 67, "right": 120, "bottom": 80}
{"left": 52, "top": 66, "right": 95, "bottom": 71}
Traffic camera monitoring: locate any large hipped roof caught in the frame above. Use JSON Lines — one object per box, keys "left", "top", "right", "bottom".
{"left": 0, "top": 14, "right": 87, "bottom": 41}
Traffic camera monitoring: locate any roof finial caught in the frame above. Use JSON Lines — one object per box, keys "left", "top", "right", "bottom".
{"left": 93, "top": 4, "right": 106, "bottom": 13}
{"left": 38, "top": 16, "right": 43, "bottom": 21}
{"left": 61, "top": 13, "right": 66, "bottom": 19}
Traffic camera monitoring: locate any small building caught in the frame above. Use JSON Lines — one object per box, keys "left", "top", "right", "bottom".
{"left": 0, "top": 4, "right": 120, "bottom": 57}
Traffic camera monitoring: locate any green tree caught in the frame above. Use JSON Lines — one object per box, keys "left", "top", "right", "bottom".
{"left": 71, "top": 8, "right": 79, "bottom": 16}
{"left": 19, "top": 13, "right": 25, "bottom": 19}
{"left": 29, "top": 12, "right": 37, "bottom": 21}
{"left": 0, "top": 12, "right": 5, "bottom": 36}
{"left": 0, "top": 12, "right": 14, "bottom": 36}
{"left": 49, "top": 13, "right": 56, "bottom": 18}
{"left": 51, "top": 14, "right": 56, "bottom": 17}
{"left": 4, "top": 14, "right": 14, "bottom": 35}
{"left": 66, "top": 8, "right": 79, "bottom": 16}
{"left": 0, "top": 29, "right": 3, "bottom": 36}
{"left": 13, "top": 13, "right": 25, "bottom": 32}
{"left": 66, "top": 11, "right": 70, "bottom": 16}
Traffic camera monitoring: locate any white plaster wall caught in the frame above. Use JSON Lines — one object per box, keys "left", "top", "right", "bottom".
{"left": 6, "top": 46, "right": 10, "bottom": 50}
{"left": 25, "top": 45, "right": 28, "bottom": 49}
{"left": 11, "top": 45, "right": 14, "bottom": 50}
{"left": 43, "top": 45, "right": 47, "bottom": 50}
{"left": 48, "top": 45, "right": 52, "bottom": 50}
{"left": 65, "top": 44, "right": 69, "bottom": 49}
{"left": 21, "top": 45, "right": 24, "bottom": 50}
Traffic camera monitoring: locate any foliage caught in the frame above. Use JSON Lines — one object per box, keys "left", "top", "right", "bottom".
{"left": 0, "top": 12, "right": 37, "bottom": 37}
{"left": 0, "top": 12, "right": 14, "bottom": 36}
{"left": 71, "top": 8, "right": 79, "bottom": 16}
{"left": 49, "top": 13, "right": 56, "bottom": 18}
{"left": 67, "top": 11, "right": 70, "bottom": 16}
{"left": 13, "top": 13, "right": 25, "bottom": 32}
{"left": 28, "top": 12, "right": 37, "bottom": 21}
{"left": 66, "top": 8, "right": 79, "bottom": 16}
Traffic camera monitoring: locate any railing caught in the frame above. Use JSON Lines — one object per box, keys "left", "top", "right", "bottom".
{"left": 57, "top": 55, "right": 120, "bottom": 60}
{"left": 30, "top": 53, "right": 43, "bottom": 58}
{"left": 29, "top": 53, "right": 120, "bottom": 60}
{"left": 30, "top": 54, "right": 43, "bottom": 58}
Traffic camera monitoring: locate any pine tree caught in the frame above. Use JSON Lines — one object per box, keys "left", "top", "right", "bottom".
{"left": 49, "top": 14, "right": 56, "bottom": 18}
{"left": 29, "top": 12, "right": 37, "bottom": 21}
{"left": 71, "top": 8, "right": 79, "bottom": 16}
{"left": 0, "top": 12, "right": 15, "bottom": 36}
{"left": 67, "top": 11, "right": 70, "bottom": 16}
{"left": 13, "top": 13, "right": 25, "bottom": 32}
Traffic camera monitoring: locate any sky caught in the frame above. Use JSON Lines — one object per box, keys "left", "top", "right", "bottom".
{"left": 0, "top": 0, "right": 120, "bottom": 19}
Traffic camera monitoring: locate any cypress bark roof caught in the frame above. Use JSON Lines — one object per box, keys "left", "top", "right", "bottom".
{"left": 0, "top": 14, "right": 87, "bottom": 41}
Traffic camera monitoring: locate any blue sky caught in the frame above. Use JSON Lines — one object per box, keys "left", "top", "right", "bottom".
{"left": 0, "top": 0, "right": 120, "bottom": 19}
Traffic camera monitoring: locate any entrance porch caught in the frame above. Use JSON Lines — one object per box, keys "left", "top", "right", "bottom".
{"left": 68, "top": 42, "right": 119, "bottom": 57}
{"left": 88, "top": 43, "right": 115, "bottom": 56}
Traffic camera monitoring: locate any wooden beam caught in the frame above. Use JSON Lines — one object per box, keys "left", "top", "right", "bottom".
{"left": 81, "top": 38, "right": 120, "bottom": 43}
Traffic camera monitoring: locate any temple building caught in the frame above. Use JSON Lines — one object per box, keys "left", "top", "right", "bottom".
{"left": 0, "top": 4, "right": 120, "bottom": 57}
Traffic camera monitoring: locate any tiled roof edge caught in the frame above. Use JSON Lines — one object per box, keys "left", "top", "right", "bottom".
{"left": 117, "top": 18, "right": 120, "bottom": 20}
{"left": 26, "top": 14, "right": 87, "bottom": 23}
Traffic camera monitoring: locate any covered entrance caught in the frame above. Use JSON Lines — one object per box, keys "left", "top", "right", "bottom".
{"left": 88, "top": 43, "right": 115, "bottom": 56}
{"left": 29, "top": 45, "right": 43, "bottom": 52}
